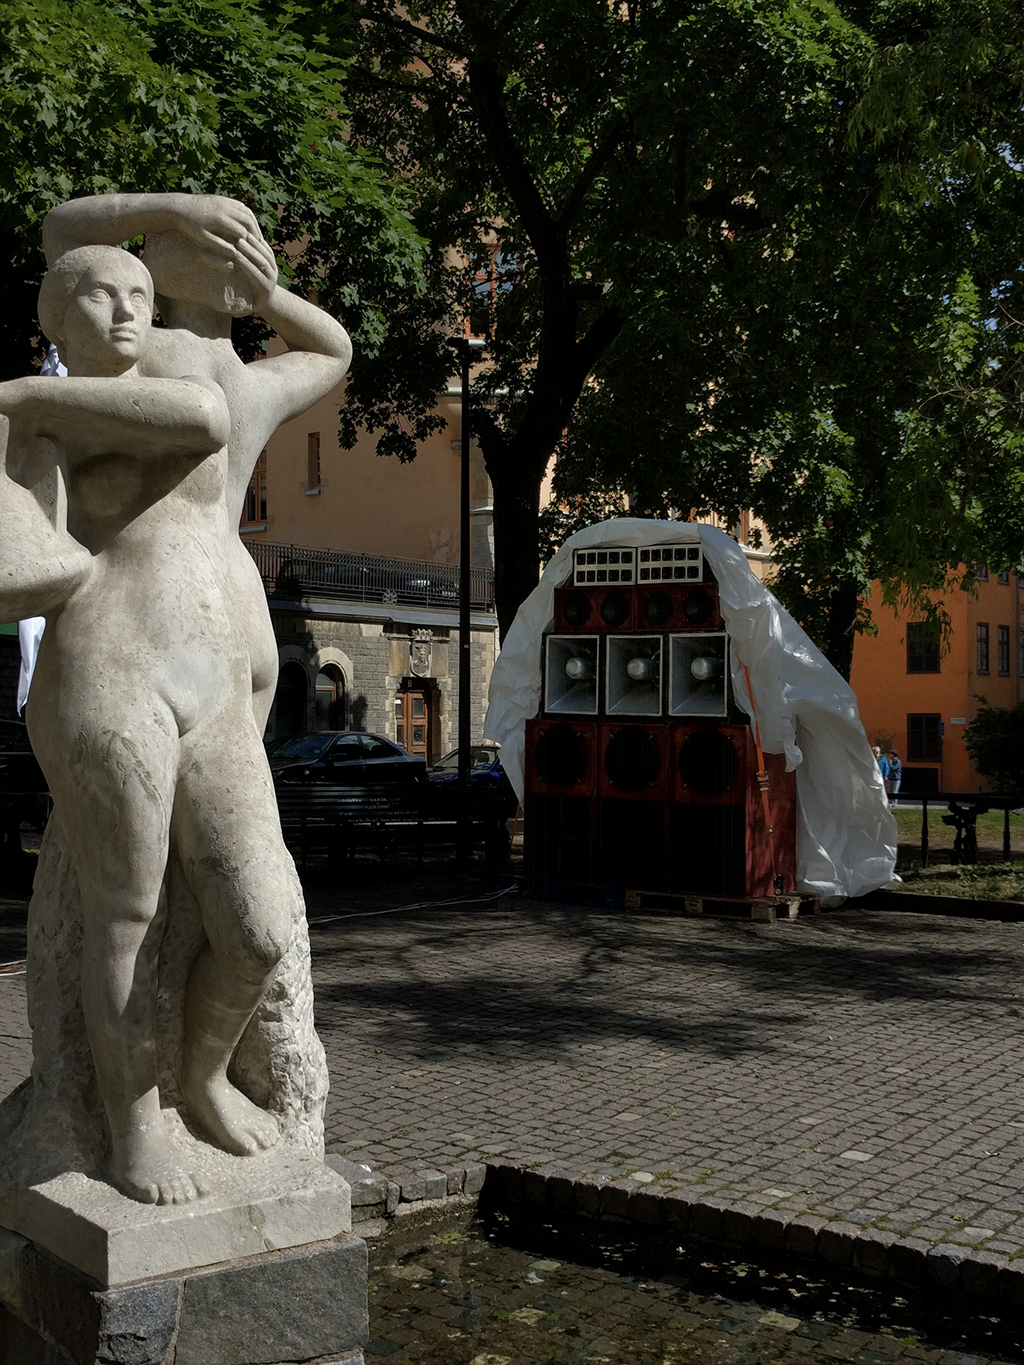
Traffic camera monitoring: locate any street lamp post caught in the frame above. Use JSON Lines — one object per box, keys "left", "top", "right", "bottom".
{"left": 450, "top": 335, "right": 486, "bottom": 861}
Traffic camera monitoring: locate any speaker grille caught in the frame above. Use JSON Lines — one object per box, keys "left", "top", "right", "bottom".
{"left": 637, "top": 544, "right": 704, "bottom": 582}
{"left": 677, "top": 729, "right": 739, "bottom": 795}
{"left": 534, "top": 726, "right": 588, "bottom": 786}
{"left": 573, "top": 547, "right": 636, "bottom": 585}
{"left": 604, "top": 728, "right": 661, "bottom": 790}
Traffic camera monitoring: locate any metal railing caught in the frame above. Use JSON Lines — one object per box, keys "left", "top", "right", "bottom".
{"left": 245, "top": 541, "right": 495, "bottom": 614}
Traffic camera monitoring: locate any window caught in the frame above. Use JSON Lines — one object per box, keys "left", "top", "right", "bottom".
{"left": 314, "top": 667, "right": 345, "bottom": 730}
{"left": 307, "top": 432, "right": 321, "bottom": 492}
{"left": 977, "top": 565, "right": 989, "bottom": 581}
{"left": 241, "top": 448, "right": 267, "bottom": 526}
{"left": 466, "top": 247, "right": 517, "bottom": 339}
{"left": 274, "top": 662, "right": 308, "bottom": 737}
{"left": 998, "top": 570, "right": 1011, "bottom": 585}
{"left": 906, "top": 622, "right": 940, "bottom": 673}
{"left": 998, "top": 625, "right": 1010, "bottom": 675}
{"left": 1019, "top": 626, "right": 1024, "bottom": 678}
{"left": 908, "top": 713, "right": 942, "bottom": 762}
{"left": 977, "top": 622, "right": 990, "bottom": 674}
{"left": 362, "top": 734, "right": 403, "bottom": 760}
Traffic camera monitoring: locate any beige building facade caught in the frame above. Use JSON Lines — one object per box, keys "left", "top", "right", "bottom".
{"left": 244, "top": 359, "right": 498, "bottom": 761}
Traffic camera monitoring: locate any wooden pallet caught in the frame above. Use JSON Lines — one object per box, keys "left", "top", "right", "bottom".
{"left": 623, "top": 888, "right": 821, "bottom": 922}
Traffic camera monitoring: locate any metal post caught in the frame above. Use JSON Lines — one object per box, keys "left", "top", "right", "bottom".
{"left": 1004, "top": 802, "right": 1011, "bottom": 862}
{"left": 921, "top": 796, "right": 929, "bottom": 869}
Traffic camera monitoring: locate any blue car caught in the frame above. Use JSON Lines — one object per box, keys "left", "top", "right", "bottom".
{"left": 427, "top": 745, "right": 519, "bottom": 818}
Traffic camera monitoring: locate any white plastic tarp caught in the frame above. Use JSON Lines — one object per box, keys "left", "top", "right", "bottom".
{"left": 484, "top": 518, "right": 897, "bottom": 905}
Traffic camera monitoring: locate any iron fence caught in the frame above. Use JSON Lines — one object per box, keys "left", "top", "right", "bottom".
{"left": 245, "top": 541, "right": 495, "bottom": 614}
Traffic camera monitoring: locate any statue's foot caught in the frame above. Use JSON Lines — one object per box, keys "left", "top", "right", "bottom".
{"left": 112, "top": 1130, "right": 206, "bottom": 1206}
{"left": 185, "top": 1076, "right": 280, "bottom": 1157}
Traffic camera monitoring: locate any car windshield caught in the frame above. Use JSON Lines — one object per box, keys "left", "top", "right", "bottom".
{"left": 434, "top": 747, "right": 496, "bottom": 770}
{"left": 266, "top": 734, "right": 338, "bottom": 760}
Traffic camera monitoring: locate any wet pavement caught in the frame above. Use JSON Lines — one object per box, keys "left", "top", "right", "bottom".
{"left": 369, "top": 1217, "right": 1024, "bottom": 1365}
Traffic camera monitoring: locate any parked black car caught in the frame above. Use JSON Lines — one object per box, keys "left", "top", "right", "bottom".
{"left": 427, "top": 744, "right": 519, "bottom": 818}
{"left": 266, "top": 731, "right": 427, "bottom": 785}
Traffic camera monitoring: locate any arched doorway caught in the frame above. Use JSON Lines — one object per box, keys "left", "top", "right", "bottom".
{"left": 276, "top": 661, "right": 308, "bottom": 737}
{"left": 314, "top": 666, "right": 346, "bottom": 731}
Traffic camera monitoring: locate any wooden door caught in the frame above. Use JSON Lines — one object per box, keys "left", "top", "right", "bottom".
{"left": 395, "top": 688, "right": 430, "bottom": 761}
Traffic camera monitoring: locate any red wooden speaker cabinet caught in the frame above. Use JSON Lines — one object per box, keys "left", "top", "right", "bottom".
{"left": 524, "top": 716, "right": 597, "bottom": 887}
{"left": 597, "top": 722, "right": 671, "bottom": 802}
{"left": 554, "top": 585, "right": 635, "bottom": 634}
{"left": 635, "top": 581, "right": 723, "bottom": 633}
{"left": 524, "top": 717, "right": 597, "bottom": 799}
{"left": 669, "top": 724, "right": 796, "bottom": 897}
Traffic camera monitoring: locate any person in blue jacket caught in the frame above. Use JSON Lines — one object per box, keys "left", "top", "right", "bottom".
{"left": 888, "top": 750, "right": 902, "bottom": 806}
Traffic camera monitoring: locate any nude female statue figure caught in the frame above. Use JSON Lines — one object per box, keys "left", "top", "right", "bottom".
{"left": 4, "top": 199, "right": 350, "bottom": 1205}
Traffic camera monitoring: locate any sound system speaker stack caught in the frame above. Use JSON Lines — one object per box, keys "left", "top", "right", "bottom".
{"left": 524, "top": 544, "right": 796, "bottom": 902}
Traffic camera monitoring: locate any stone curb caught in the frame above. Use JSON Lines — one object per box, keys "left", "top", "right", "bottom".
{"left": 329, "top": 1150, "right": 1024, "bottom": 1306}
{"left": 854, "top": 888, "right": 1024, "bottom": 921}
{"left": 478, "top": 1158, "right": 1023, "bottom": 1306}
{"left": 326, "top": 1154, "right": 485, "bottom": 1230}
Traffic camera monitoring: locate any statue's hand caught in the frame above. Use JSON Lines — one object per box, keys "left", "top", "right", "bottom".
{"left": 173, "top": 194, "right": 266, "bottom": 256}
{"left": 229, "top": 233, "right": 281, "bottom": 315}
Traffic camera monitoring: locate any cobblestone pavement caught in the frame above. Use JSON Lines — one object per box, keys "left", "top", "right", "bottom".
{"left": 5, "top": 875, "right": 1024, "bottom": 1264}
{"left": 306, "top": 886, "right": 1024, "bottom": 1262}
{"left": 371, "top": 1218, "right": 1024, "bottom": 1364}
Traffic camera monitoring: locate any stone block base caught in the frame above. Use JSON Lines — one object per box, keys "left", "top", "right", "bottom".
{"left": 0, "top": 1227, "right": 367, "bottom": 1364}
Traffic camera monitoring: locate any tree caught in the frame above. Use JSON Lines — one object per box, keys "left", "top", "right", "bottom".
{"left": 0, "top": 0, "right": 425, "bottom": 379}
{"left": 343, "top": 0, "right": 1024, "bottom": 665}
{"left": 965, "top": 703, "right": 1024, "bottom": 793}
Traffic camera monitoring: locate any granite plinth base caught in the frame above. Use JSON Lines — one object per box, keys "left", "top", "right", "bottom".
{"left": 0, "top": 1225, "right": 368, "bottom": 1365}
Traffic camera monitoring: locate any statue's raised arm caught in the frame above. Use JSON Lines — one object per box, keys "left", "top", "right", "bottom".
{"left": 43, "top": 193, "right": 352, "bottom": 449}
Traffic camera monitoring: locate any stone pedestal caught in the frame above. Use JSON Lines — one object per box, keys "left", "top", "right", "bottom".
{"left": 0, "top": 1226, "right": 367, "bottom": 1365}
{"left": 0, "top": 1159, "right": 367, "bottom": 1363}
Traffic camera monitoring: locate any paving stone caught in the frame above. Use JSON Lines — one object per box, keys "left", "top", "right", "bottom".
{"left": 414, "top": 1169, "right": 448, "bottom": 1200}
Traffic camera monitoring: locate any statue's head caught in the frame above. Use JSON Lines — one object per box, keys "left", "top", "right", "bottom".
{"left": 144, "top": 230, "right": 257, "bottom": 318}
{"left": 38, "top": 246, "right": 153, "bottom": 377}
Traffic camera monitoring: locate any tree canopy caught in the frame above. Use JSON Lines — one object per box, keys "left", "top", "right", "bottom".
{"left": 343, "top": 0, "right": 1024, "bottom": 664}
{"left": 0, "top": 0, "right": 425, "bottom": 378}
{"left": 965, "top": 701, "right": 1024, "bottom": 793}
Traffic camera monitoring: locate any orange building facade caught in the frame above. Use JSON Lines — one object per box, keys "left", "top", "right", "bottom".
{"left": 849, "top": 571, "right": 1024, "bottom": 794}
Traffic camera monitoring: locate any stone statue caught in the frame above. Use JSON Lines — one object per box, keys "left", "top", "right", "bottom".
{"left": 0, "top": 196, "right": 351, "bottom": 1209}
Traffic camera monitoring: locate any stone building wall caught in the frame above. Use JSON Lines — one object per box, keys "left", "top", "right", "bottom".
{"left": 265, "top": 608, "right": 497, "bottom": 762}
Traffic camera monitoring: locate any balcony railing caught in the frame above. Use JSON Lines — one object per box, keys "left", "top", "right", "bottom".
{"left": 245, "top": 541, "right": 496, "bottom": 614}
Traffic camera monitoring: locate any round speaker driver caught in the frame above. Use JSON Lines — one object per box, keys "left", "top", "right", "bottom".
{"left": 683, "top": 588, "right": 714, "bottom": 625}
{"left": 643, "top": 589, "right": 674, "bottom": 625}
{"left": 604, "top": 728, "right": 661, "bottom": 790}
{"left": 534, "top": 726, "right": 588, "bottom": 786}
{"left": 600, "top": 590, "right": 630, "bottom": 627}
{"left": 562, "top": 592, "right": 592, "bottom": 627}
{"left": 677, "top": 729, "right": 739, "bottom": 795}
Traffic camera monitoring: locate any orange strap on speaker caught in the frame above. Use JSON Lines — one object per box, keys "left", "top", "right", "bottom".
{"left": 742, "top": 664, "right": 782, "bottom": 895}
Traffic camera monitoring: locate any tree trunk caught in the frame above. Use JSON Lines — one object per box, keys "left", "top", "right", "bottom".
{"left": 488, "top": 456, "right": 545, "bottom": 642}
{"left": 821, "top": 579, "right": 862, "bottom": 682}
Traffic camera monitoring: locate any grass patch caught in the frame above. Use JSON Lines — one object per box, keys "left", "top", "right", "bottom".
{"left": 897, "top": 862, "right": 1024, "bottom": 902}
